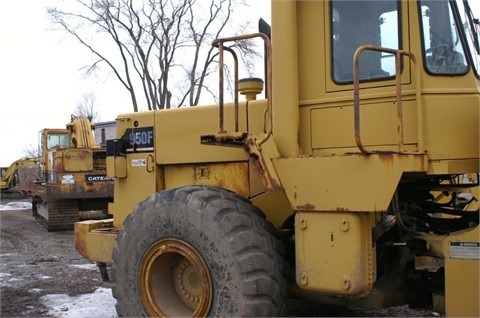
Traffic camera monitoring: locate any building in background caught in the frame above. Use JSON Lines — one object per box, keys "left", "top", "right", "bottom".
{"left": 94, "top": 121, "right": 116, "bottom": 147}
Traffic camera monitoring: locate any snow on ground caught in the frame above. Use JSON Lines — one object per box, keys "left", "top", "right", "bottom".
{"left": 40, "top": 287, "right": 118, "bottom": 318}
{"left": 69, "top": 263, "right": 99, "bottom": 270}
{"left": 1, "top": 200, "right": 118, "bottom": 317}
{"left": 0, "top": 201, "right": 32, "bottom": 211}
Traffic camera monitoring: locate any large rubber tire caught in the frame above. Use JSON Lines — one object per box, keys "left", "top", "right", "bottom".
{"left": 112, "top": 185, "right": 289, "bottom": 317}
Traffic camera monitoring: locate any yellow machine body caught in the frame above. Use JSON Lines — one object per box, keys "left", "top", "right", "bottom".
{"left": 76, "top": 0, "right": 479, "bottom": 316}
{"left": 0, "top": 157, "right": 39, "bottom": 191}
{"left": 26, "top": 116, "right": 113, "bottom": 231}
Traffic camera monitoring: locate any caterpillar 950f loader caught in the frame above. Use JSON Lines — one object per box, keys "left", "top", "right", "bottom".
{"left": 75, "top": 0, "right": 479, "bottom": 316}
{"left": 28, "top": 115, "right": 113, "bottom": 231}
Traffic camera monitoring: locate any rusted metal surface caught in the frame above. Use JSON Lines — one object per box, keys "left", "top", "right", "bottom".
{"left": 47, "top": 174, "right": 113, "bottom": 199}
{"left": 25, "top": 166, "right": 113, "bottom": 230}
{"left": 243, "top": 135, "right": 282, "bottom": 191}
{"left": 164, "top": 162, "right": 250, "bottom": 198}
{"left": 17, "top": 165, "right": 41, "bottom": 191}
{"left": 296, "top": 203, "right": 315, "bottom": 211}
{"left": 23, "top": 168, "right": 113, "bottom": 201}
{"left": 200, "top": 131, "right": 248, "bottom": 147}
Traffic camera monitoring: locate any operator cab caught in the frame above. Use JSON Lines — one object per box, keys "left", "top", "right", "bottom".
{"left": 331, "top": 0, "right": 479, "bottom": 83}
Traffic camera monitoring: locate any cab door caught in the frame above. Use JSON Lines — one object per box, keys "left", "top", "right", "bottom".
{"left": 298, "top": 0, "right": 418, "bottom": 156}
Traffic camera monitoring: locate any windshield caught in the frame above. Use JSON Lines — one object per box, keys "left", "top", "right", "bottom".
{"left": 419, "top": 0, "right": 479, "bottom": 76}
{"left": 455, "top": 0, "right": 480, "bottom": 77}
{"left": 47, "top": 134, "right": 69, "bottom": 149}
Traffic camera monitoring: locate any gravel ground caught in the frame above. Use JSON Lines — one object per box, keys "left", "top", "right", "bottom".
{"left": 0, "top": 199, "right": 436, "bottom": 317}
{"left": 0, "top": 199, "right": 106, "bottom": 317}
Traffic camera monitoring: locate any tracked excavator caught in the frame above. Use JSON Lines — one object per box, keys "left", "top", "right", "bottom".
{"left": 27, "top": 115, "right": 113, "bottom": 231}
{"left": 0, "top": 157, "right": 39, "bottom": 199}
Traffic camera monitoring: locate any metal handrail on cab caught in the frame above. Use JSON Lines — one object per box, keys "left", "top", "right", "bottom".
{"left": 209, "top": 33, "right": 272, "bottom": 147}
{"left": 353, "top": 45, "right": 422, "bottom": 154}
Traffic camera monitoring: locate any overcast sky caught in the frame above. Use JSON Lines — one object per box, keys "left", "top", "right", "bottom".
{"left": 0, "top": 1, "right": 478, "bottom": 166}
{"left": 0, "top": 0, "right": 270, "bottom": 166}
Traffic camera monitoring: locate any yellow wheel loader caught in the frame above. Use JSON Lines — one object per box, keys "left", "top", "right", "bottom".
{"left": 27, "top": 115, "right": 113, "bottom": 231}
{"left": 75, "top": 0, "right": 479, "bottom": 316}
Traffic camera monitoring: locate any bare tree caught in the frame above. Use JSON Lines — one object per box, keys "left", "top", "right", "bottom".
{"left": 23, "top": 144, "right": 39, "bottom": 158}
{"left": 48, "top": 0, "right": 258, "bottom": 112}
{"left": 74, "top": 92, "right": 100, "bottom": 122}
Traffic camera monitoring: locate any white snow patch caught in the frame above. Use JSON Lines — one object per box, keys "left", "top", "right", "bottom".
{"left": 0, "top": 272, "right": 13, "bottom": 286}
{"left": 0, "top": 273, "right": 13, "bottom": 287}
{"left": 0, "top": 201, "right": 32, "bottom": 211}
{"left": 38, "top": 275, "right": 53, "bottom": 280}
{"left": 29, "top": 288, "right": 44, "bottom": 293}
{"left": 40, "top": 287, "right": 117, "bottom": 318}
{"left": 69, "top": 263, "right": 98, "bottom": 270}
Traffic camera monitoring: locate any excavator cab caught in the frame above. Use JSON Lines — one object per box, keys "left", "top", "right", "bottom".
{"left": 38, "top": 128, "right": 70, "bottom": 182}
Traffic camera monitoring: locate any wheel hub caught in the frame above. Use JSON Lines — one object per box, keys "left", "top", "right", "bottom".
{"left": 139, "top": 238, "right": 212, "bottom": 317}
{"left": 174, "top": 258, "right": 202, "bottom": 310}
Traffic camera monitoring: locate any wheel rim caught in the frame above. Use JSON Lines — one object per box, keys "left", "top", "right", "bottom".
{"left": 139, "top": 238, "right": 213, "bottom": 317}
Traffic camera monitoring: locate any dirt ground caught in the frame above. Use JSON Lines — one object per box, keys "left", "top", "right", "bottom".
{"left": 0, "top": 199, "right": 105, "bottom": 317}
{"left": 0, "top": 199, "right": 436, "bottom": 317}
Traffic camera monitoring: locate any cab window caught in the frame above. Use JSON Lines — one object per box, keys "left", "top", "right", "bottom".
{"left": 419, "top": 0, "right": 469, "bottom": 74}
{"left": 331, "top": 0, "right": 401, "bottom": 84}
{"left": 47, "top": 134, "right": 69, "bottom": 149}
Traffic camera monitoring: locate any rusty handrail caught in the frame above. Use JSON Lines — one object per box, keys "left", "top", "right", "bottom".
{"left": 212, "top": 33, "right": 272, "bottom": 145}
{"left": 214, "top": 43, "right": 238, "bottom": 133}
{"left": 353, "top": 45, "right": 417, "bottom": 154}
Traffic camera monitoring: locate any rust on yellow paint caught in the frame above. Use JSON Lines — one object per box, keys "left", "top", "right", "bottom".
{"left": 164, "top": 162, "right": 250, "bottom": 198}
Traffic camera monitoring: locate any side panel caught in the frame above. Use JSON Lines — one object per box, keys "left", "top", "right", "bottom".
{"left": 311, "top": 99, "right": 419, "bottom": 154}
{"left": 423, "top": 94, "right": 479, "bottom": 161}
{"left": 273, "top": 154, "right": 427, "bottom": 212}
{"left": 163, "top": 162, "right": 250, "bottom": 198}
{"left": 443, "top": 227, "right": 480, "bottom": 317}
{"left": 154, "top": 104, "right": 248, "bottom": 165}
{"left": 295, "top": 212, "right": 375, "bottom": 296}
{"left": 58, "top": 149, "right": 94, "bottom": 172}
{"left": 111, "top": 154, "right": 158, "bottom": 228}
{"left": 110, "top": 112, "right": 157, "bottom": 228}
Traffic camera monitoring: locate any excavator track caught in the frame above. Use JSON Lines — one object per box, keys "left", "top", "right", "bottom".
{"left": 35, "top": 199, "right": 80, "bottom": 231}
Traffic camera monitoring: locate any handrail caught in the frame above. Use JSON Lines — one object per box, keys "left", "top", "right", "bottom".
{"left": 214, "top": 44, "right": 238, "bottom": 133}
{"left": 212, "top": 33, "right": 272, "bottom": 146}
{"left": 353, "top": 45, "right": 420, "bottom": 154}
